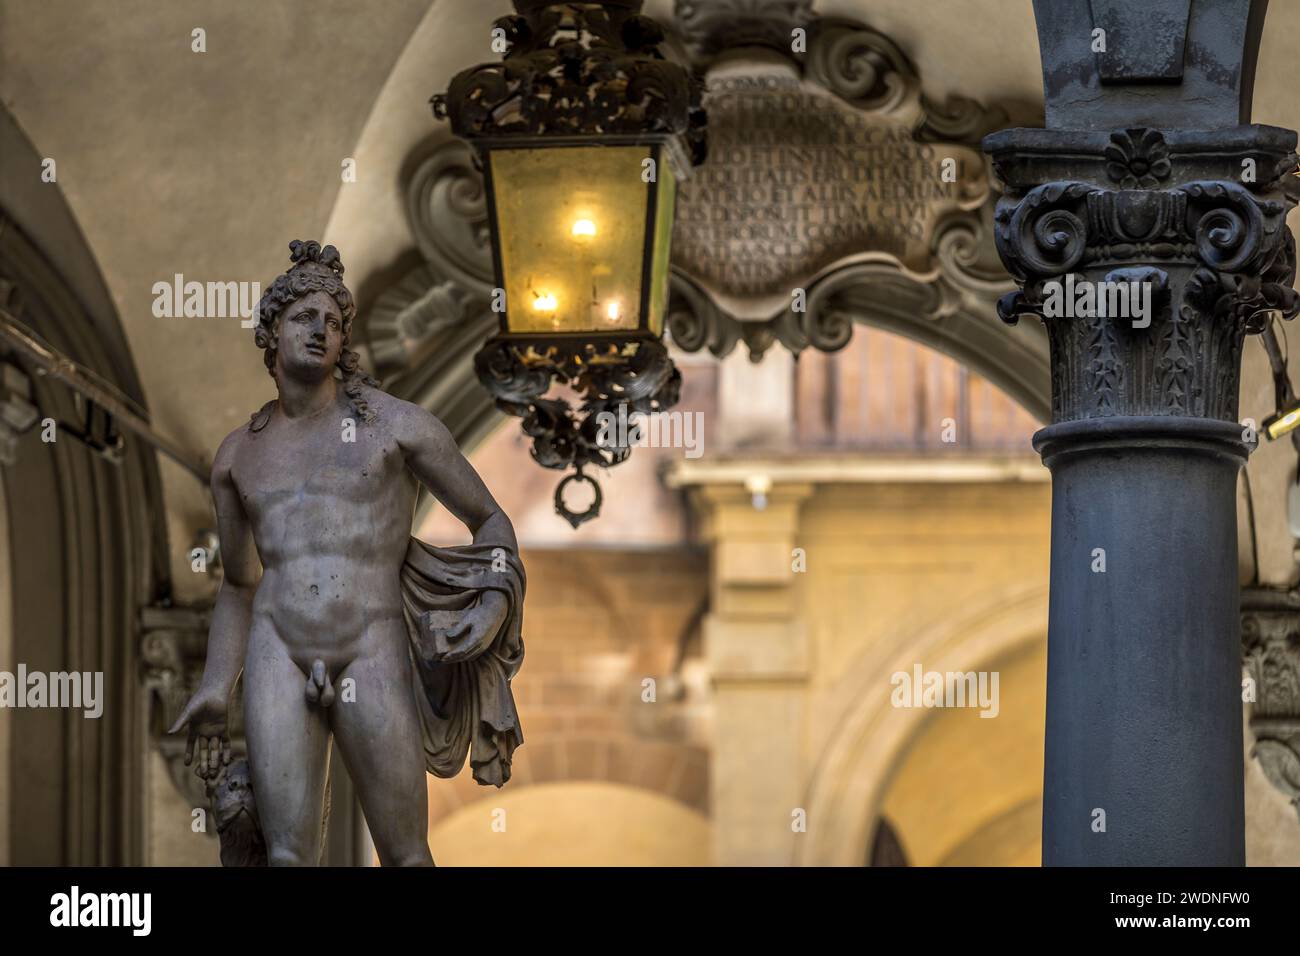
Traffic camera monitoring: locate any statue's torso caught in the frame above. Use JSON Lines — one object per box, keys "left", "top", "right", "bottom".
{"left": 229, "top": 394, "right": 417, "bottom": 666}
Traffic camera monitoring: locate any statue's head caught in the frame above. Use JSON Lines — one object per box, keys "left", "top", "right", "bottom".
{"left": 254, "top": 240, "right": 376, "bottom": 422}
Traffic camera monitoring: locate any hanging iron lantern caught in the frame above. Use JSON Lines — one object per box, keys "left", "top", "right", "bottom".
{"left": 432, "top": 0, "right": 706, "bottom": 527}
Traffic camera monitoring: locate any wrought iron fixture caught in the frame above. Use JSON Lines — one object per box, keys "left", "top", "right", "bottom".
{"left": 432, "top": 0, "right": 705, "bottom": 527}
{"left": 1260, "top": 319, "right": 1300, "bottom": 443}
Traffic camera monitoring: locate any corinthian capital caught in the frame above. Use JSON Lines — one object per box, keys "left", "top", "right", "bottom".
{"left": 983, "top": 125, "right": 1299, "bottom": 423}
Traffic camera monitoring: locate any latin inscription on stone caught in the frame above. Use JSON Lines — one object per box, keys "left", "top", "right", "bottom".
{"left": 672, "top": 70, "right": 986, "bottom": 308}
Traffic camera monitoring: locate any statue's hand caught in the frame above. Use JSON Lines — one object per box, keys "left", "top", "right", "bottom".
{"left": 429, "top": 590, "right": 509, "bottom": 664}
{"left": 167, "top": 684, "right": 232, "bottom": 780}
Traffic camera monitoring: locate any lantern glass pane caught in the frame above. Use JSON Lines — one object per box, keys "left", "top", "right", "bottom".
{"left": 646, "top": 154, "right": 677, "bottom": 337}
{"left": 491, "top": 145, "right": 650, "bottom": 334}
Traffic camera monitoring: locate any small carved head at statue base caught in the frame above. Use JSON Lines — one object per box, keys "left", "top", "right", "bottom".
{"left": 206, "top": 759, "right": 268, "bottom": 867}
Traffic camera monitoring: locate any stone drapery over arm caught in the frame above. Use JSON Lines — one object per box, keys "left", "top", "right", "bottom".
{"left": 399, "top": 537, "right": 525, "bottom": 787}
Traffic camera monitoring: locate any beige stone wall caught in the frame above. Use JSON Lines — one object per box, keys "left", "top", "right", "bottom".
{"left": 677, "top": 461, "right": 1056, "bottom": 865}
{"left": 425, "top": 546, "right": 713, "bottom": 864}
{"left": 429, "top": 781, "right": 711, "bottom": 867}
{"left": 798, "top": 480, "right": 1052, "bottom": 755}
{"left": 879, "top": 641, "right": 1047, "bottom": 866}
{"left": 148, "top": 751, "right": 215, "bottom": 866}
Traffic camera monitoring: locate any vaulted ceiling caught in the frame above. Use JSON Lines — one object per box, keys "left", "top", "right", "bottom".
{"left": 3, "top": 0, "right": 1298, "bottom": 589}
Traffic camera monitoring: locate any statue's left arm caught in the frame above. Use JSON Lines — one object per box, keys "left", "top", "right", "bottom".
{"left": 396, "top": 403, "right": 518, "bottom": 662}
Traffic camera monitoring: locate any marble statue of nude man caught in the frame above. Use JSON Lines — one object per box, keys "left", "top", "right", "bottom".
{"left": 170, "top": 240, "right": 525, "bottom": 867}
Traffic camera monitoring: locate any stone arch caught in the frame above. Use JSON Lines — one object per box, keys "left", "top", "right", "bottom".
{"left": 0, "top": 104, "right": 170, "bottom": 864}
{"left": 666, "top": 254, "right": 1052, "bottom": 425}
{"left": 935, "top": 793, "right": 1042, "bottom": 867}
{"left": 823, "top": 267, "right": 1051, "bottom": 424}
{"left": 428, "top": 780, "right": 711, "bottom": 866}
{"left": 430, "top": 735, "right": 709, "bottom": 828}
{"left": 796, "top": 582, "right": 1048, "bottom": 866}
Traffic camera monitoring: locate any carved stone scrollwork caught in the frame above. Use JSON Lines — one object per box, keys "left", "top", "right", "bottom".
{"left": 667, "top": 205, "right": 1013, "bottom": 364}
{"left": 985, "top": 125, "right": 1300, "bottom": 423}
{"left": 665, "top": 9, "right": 1014, "bottom": 369}
{"left": 675, "top": 0, "right": 814, "bottom": 60}
{"left": 406, "top": 141, "right": 493, "bottom": 290}
{"left": 363, "top": 141, "right": 502, "bottom": 452}
{"left": 368, "top": 141, "right": 496, "bottom": 380}
{"left": 804, "top": 18, "right": 913, "bottom": 115}
{"left": 667, "top": 271, "right": 806, "bottom": 362}
{"left": 1242, "top": 588, "right": 1300, "bottom": 822}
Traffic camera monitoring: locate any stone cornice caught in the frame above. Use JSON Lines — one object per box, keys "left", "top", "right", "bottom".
{"left": 664, "top": 455, "right": 1049, "bottom": 489}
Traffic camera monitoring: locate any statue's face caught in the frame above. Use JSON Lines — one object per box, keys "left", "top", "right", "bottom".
{"left": 274, "top": 290, "right": 344, "bottom": 382}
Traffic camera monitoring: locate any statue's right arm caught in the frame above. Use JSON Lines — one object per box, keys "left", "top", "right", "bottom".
{"left": 199, "top": 430, "right": 260, "bottom": 697}
{"left": 167, "top": 431, "right": 259, "bottom": 774}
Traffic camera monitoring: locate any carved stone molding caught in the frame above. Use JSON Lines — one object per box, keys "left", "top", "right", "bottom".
{"left": 368, "top": 141, "right": 495, "bottom": 379}
{"left": 675, "top": 2, "right": 1005, "bottom": 143}
{"left": 664, "top": 9, "right": 1018, "bottom": 387}
{"left": 363, "top": 141, "right": 502, "bottom": 452}
{"left": 675, "top": 0, "right": 814, "bottom": 60}
{"left": 405, "top": 141, "right": 494, "bottom": 294}
{"left": 668, "top": 208, "right": 1013, "bottom": 361}
{"left": 985, "top": 125, "right": 1300, "bottom": 423}
{"left": 1241, "top": 587, "right": 1300, "bottom": 822}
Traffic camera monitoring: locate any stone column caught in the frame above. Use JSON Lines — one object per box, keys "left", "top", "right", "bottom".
{"left": 688, "top": 481, "right": 812, "bottom": 866}
{"left": 985, "top": 0, "right": 1297, "bottom": 865}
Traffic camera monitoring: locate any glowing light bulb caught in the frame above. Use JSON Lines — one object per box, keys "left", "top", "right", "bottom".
{"left": 605, "top": 300, "right": 622, "bottom": 321}
{"left": 532, "top": 292, "right": 557, "bottom": 312}
{"left": 571, "top": 218, "right": 597, "bottom": 238}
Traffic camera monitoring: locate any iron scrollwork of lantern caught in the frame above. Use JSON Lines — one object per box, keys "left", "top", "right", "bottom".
{"left": 432, "top": 0, "right": 706, "bottom": 527}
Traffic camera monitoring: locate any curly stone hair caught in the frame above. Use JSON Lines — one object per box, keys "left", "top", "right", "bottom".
{"left": 254, "top": 240, "right": 378, "bottom": 424}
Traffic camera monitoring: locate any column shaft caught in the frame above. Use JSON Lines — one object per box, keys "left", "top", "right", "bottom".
{"left": 1038, "top": 419, "right": 1246, "bottom": 864}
